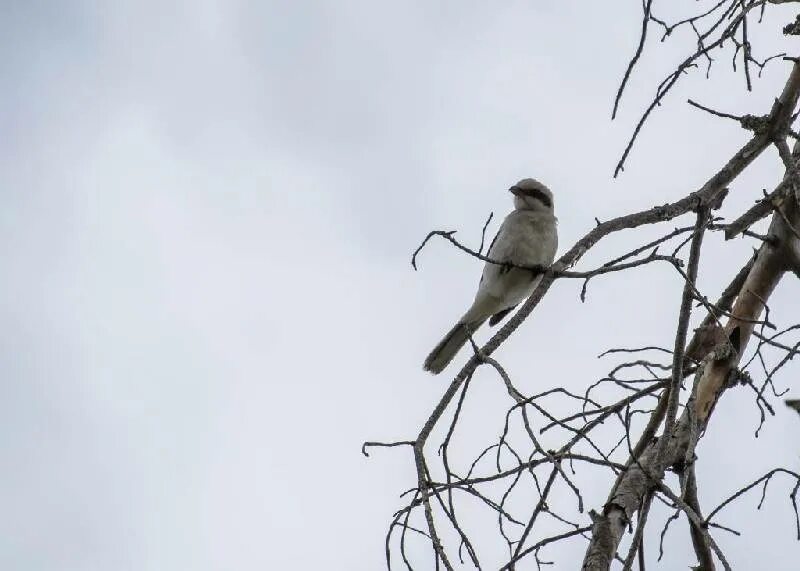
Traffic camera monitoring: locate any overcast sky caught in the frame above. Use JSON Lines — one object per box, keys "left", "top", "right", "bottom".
{"left": 2, "top": 1, "right": 800, "bottom": 570}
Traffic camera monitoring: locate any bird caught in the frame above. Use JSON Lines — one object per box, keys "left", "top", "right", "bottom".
{"left": 423, "top": 178, "right": 559, "bottom": 374}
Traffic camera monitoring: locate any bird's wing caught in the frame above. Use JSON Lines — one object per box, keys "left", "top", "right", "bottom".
{"left": 476, "top": 216, "right": 534, "bottom": 300}
{"left": 479, "top": 225, "right": 505, "bottom": 287}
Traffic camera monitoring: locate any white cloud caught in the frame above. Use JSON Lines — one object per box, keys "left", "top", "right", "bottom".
{"left": 2, "top": 1, "right": 799, "bottom": 569}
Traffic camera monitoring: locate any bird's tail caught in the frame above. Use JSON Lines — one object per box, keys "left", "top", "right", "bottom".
{"left": 423, "top": 317, "right": 486, "bottom": 374}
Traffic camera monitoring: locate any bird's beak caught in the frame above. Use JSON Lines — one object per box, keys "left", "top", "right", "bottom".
{"left": 509, "top": 186, "right": 523, "bottom": 197}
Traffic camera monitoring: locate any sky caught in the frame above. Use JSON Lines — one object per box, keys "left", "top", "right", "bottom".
{"left": 2, "top": 1, "right": 800, "bottom": 570}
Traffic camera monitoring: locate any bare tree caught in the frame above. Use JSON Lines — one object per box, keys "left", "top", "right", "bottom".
{"left": 366, "top": 2, "right": 800, "bottom": 569}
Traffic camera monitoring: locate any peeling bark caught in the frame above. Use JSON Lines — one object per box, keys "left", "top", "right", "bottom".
{"left": 582, "top": 62, "right": 800, "bottom": 570}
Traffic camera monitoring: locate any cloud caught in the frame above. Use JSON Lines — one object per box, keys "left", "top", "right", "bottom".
{"left": 2, "top": 1, "right": 799, "bottom": 569}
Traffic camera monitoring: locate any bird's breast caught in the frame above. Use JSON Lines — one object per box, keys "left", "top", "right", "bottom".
{"left": 494, "top": 214, "right": 557, "bottom": 266}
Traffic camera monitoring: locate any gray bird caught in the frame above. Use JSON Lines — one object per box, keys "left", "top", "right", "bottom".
{"left": 423, "top": 178, "right": 559, "bottom": 374}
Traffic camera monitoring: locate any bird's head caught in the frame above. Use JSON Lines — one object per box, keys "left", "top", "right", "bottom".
{"left": 509, "top": 178, "right": 554, "bottom": 213}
